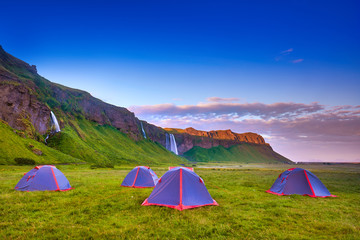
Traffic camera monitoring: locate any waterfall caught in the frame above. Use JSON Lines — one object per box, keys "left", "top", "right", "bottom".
{"left": 165, "top": 133, "right": 178, "bottom": 155}
{"left": 45, "top": 111, "right": 61, "bottom": 144}
{"left": 50, "top": 111, "right": 61, "bottom": 132}
{"left": 170, "top": 134, "right": 178, "bottom": 155}
{"left": 44, "top": 135, "right": 49, "bottom": 144}
{"left": 140, "top": 121, "right": 146, "bottom": 139}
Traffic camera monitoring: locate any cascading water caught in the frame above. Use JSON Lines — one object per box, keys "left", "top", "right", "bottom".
{"left": 140, "top": 121, "right": 146, "bottom": 139}
{"left": 45, "top": 111, "right": 61, "bottom": 144}
{"left": 50, "top": 111, "right": 61, "bottom": 133}
{"left": 169, "top": 134, "right": 178, "bottom": 155}
{"left": 165, "top": 133, "right": 178, "bottom": 155}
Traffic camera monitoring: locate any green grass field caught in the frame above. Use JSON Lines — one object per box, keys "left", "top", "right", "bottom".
{"left": 1, "top": 164, "right": 359, "bottom": 239}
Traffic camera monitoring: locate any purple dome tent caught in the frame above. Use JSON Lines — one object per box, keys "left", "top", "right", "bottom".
{"left": 121, "top": 166, "right": 159, "bottom": 188}
{"left": 169, "top": 166, "right": 194, "bottom": 171}
{"left": 266, "top": 168, "right": 336, "bottom": 198}
{"left": 142, "top": 167, "right": 218, "bottom": 210}
{"left": 15, "top": 165, "right": 72, "bottom": 191}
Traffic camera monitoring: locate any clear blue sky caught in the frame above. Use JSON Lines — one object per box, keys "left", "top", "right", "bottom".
{"left": 2, "top": 0, "right": 360, "bottom": 162}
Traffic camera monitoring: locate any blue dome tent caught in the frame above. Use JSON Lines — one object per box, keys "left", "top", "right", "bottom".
{"left": 142, "top": 167, "right": 218, "bottom": 210}
{"left": 15, "top": 165, "right": 72, "bottom": 191}
{"left": 121, "top": 166, "right": 159, "bottom": 188}
{"left": 266, "top": 168, "right": 336, "bottom": 198}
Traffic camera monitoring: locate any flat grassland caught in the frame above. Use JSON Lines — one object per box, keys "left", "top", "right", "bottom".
{"left": 0, "top": 164, "right": 359, "bottom": 239}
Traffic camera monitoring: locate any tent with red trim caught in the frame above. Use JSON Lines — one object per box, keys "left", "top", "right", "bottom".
{"left": 14, "top": 165, "right": 72, "bottom": 191}
{"left": 142, "top": 167, "right": 218, "bottom": 210}
{"left": 266, "top": 168, "right": 336, "bottom": 198}
{"left": 169, "top": 166, "right": 194, "bottom": 171}
{"left": 121, "top": 166, "right": 159, "bottom": 188}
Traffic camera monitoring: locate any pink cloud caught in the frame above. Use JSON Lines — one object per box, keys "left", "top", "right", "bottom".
{"left": 129, "top": 102, "right": 323, "bottom": 120}
{"left": 281, "top": 48, "right": 294, "bottom": 54}
{"left": 292, "top": 59, "right": 304, "bottom": 63}
{"left": 206, "top": 97, "right": 240, "bottom": 103}
{"left": 130, "top": 101, "right": 360, "bottom": 162}
{"left": 276, "top": 48, "right": 294, "bottom": 61}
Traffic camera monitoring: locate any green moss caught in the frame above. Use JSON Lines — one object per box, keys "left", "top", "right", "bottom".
{"left": 0, "top": 80, "right": 21, "bottom": 86}
{"left": 18, "top": 114, "right": 37, "bottom": 139}
{"left": 45, "top": 97, "right": 60, "bottom": 108}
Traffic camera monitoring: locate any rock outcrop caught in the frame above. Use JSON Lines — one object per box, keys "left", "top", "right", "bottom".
{"left": 165, "top": 127, "right": 269, "bottom": 155}
{"left": 0, "top": 83, "right": 50, "bottom": 135}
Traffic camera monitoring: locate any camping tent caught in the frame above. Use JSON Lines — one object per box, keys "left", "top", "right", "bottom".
{"left": 121, "top": 166, "right": 159, "bottom": 188}
{"left": 169, "top": 166, "right": 194, "bottom": 171}
{"left": 142, "top": 167, "right": 218, "bottom": 210}
{"left": 15, "top": 165, "right": 72, "bottom": 191}
{"left": 266, "top": 168, "right": 336, "bottom": 197}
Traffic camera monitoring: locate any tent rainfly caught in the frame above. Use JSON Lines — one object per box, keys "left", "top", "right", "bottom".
{"left": 121, "top": 166, "right": 159, "bottom": 188}
{"left": 266, "top": 168, "right": 336, "bottom": 198}
{"left": 168, "top": 166, "right": 194, "bottom": 171}
{"left": 142, "top": 167, "right": 218, "bottom": 210}
{"left": 15, "top": 165, "right": 72, "bottom": 191}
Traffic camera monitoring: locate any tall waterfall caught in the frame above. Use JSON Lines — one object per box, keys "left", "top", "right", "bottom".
{"left": 169, "top": 134, "right": 178, "bottom": 155}
{"left": 50, "top": 111, "right": 61, "bottom": 133}
{"left": 45, "top": 111, "right": 61, "bottom": 144}
{"left": 165, "top": 133, "right": 178, "bottom": 155}
{"left": 140, "top": 121, "right": 146, "bottom": 139}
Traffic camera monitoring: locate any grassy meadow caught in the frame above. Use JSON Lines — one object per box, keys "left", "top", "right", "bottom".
{"left": 0, "top": 164, "right": 359, "bottom": 239}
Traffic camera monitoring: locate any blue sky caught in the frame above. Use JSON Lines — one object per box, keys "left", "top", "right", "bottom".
{"left": 1, "top": 0, "right": 360, "bottom": 162}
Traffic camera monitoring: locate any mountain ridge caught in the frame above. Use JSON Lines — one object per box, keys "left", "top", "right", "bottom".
{"left": 0, "top": 45, "right": 292, "bottom": 164}
{"left": 165, "top": 127, "right": 270, "bottom": 154}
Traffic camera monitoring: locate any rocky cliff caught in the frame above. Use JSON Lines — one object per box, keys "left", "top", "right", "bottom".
{"left": 165, "top": 127, "right": 270, "bottom": 155}
{"left": 0, "top": 46, "right": 51, "bottom": 137}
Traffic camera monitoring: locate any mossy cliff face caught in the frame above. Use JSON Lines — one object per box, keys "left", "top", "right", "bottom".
{"left": 50, "top": 84, "right": 143, "bottom": 140}
{"left": 0, "top": 82, "right": 50, "bottom": 135}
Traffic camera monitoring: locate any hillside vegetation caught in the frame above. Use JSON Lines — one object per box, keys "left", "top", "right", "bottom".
{"left": 46, "top": 118, "right": 184, "bottom": 166}
{"left": 0, "top": 118, "right": 184, "bottom": 166}
{"left": 0, "top": 120, "right": 79, "bottom": 165}
{"left": 183, "top": 144, "right": 292, "bottom": 164}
